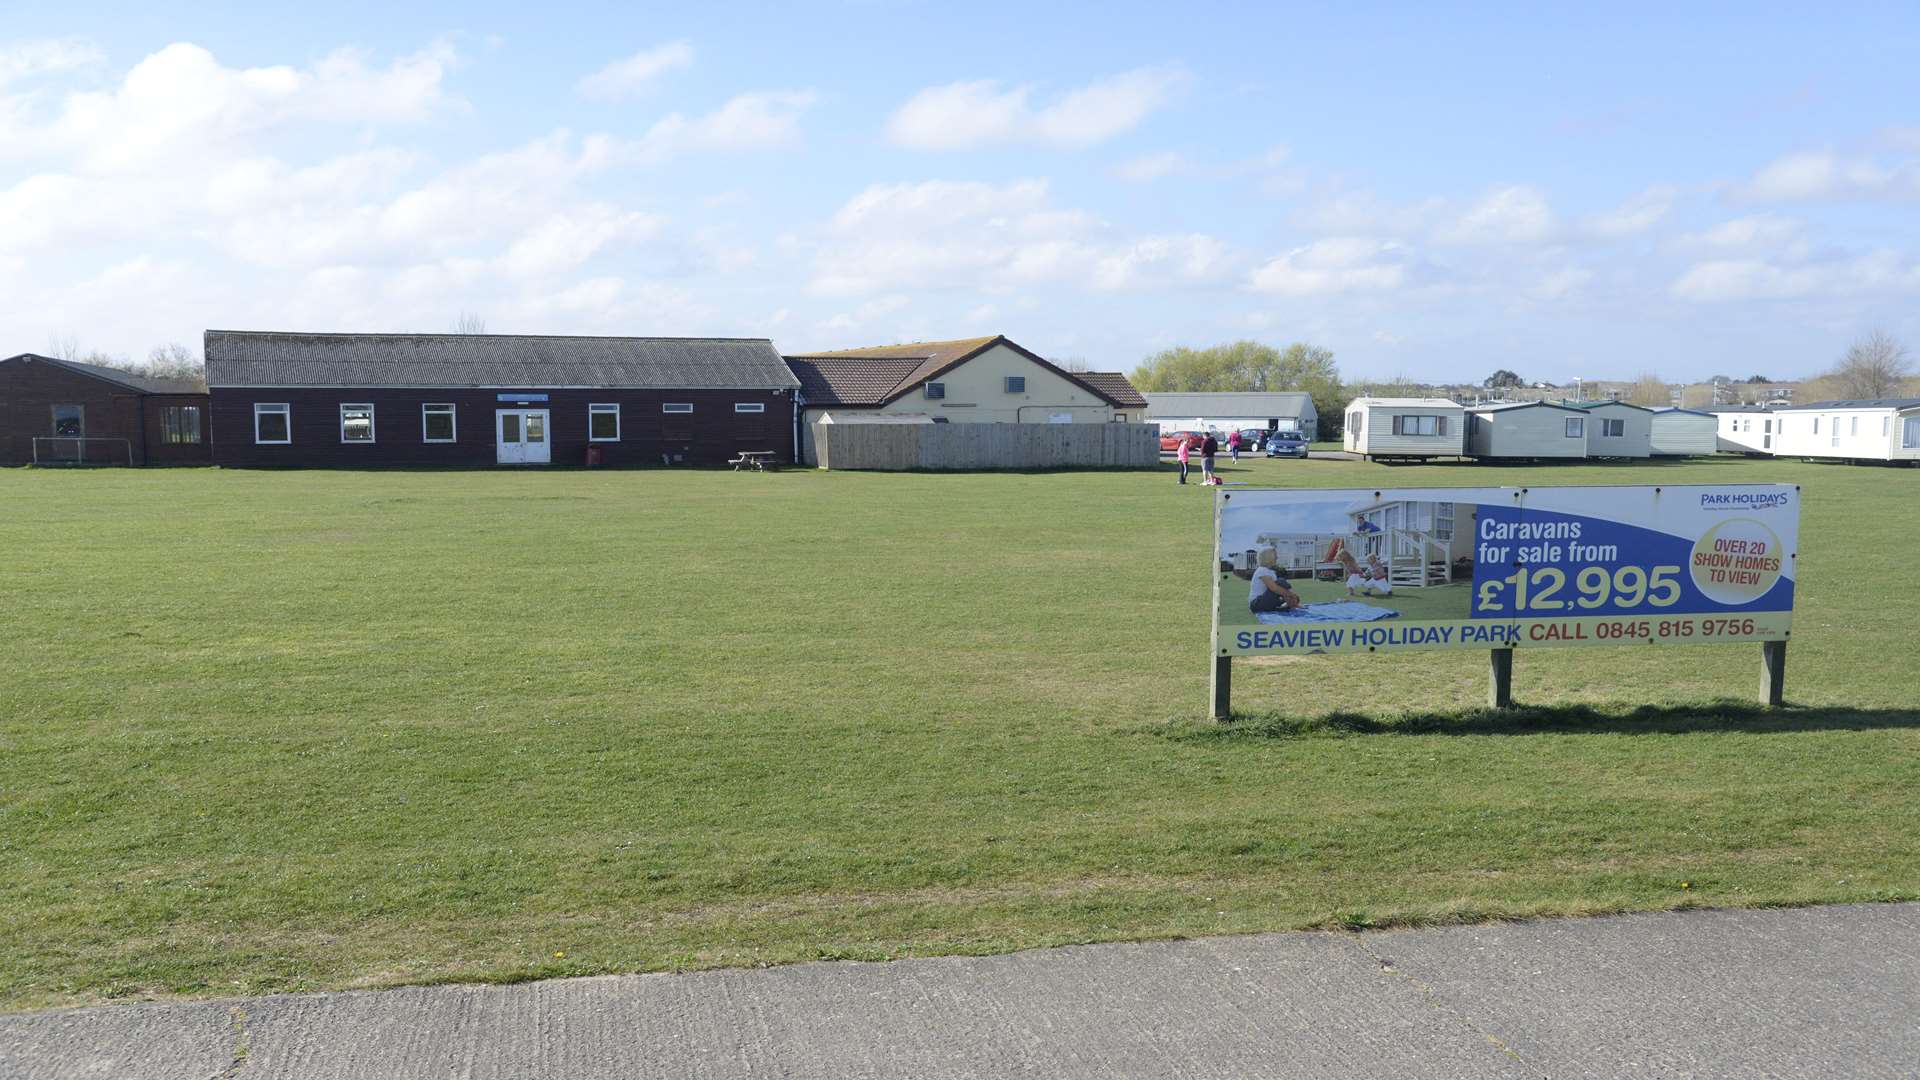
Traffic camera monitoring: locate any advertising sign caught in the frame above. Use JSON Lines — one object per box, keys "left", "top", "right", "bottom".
{"left": 1214, "top": 485, "right": 1798, "bottom": 656}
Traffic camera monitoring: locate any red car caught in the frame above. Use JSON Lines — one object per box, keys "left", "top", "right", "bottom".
{"left": 1158, "top": 430, "right": 1204, "bottom": 452}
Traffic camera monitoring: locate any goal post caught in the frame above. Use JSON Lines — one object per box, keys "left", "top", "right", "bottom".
{"left": 31, "top": 436, "right": 134, "bottom": 466}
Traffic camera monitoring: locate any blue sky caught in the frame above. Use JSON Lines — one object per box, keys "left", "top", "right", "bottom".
{"left": 4, "top": 2, "right": 1917, "bottom": 382}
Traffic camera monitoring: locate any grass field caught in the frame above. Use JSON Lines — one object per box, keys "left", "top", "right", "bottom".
{"left": 2, "top": 454, "right": 1916, "bottom": 1010}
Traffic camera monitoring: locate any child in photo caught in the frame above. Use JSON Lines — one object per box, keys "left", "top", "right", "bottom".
{"left": 1340, "top": 548, "right": 1367, "bottom": 596}
{"left": 1362, "top": 555, "right": 1393, "bottom": 595}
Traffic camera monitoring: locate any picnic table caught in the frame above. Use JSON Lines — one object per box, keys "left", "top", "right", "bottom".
{"left": 729, "top": 450, "right": 780, "bottom": 472}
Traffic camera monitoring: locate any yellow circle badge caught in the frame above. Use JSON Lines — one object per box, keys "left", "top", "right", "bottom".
{"left": 1689, "top": 518, "right": 1784, "bottom": 605}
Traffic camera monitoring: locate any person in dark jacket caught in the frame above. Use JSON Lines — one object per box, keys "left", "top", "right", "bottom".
{"left": 1200, "top": 433, "right": 1219, "bottom": 483}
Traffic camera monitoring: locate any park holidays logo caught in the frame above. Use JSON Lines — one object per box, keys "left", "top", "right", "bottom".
{"left": 1700, "top": 491, "right": 1791, "bottom": 512}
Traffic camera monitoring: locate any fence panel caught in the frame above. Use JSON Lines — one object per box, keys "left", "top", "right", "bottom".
{"left": 813, "top": 422, "right": 1160, "bottom": 470}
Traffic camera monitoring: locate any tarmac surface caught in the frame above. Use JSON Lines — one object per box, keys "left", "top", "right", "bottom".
{"left": 3, "top": 903, "right": 1915, "bottom": 1079}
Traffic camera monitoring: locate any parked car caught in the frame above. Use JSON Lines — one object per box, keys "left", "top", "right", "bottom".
{"left": 1234, "top": 428, "right": 1268, "bottom": 451}
{"left": 1158, "top": 430, "right": 1204, "bottom": 452}
{"left": 1265, "top": 430, "right": 1309, "bottom": 458}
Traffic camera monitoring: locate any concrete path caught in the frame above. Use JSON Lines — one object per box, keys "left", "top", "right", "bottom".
{"left": 4, "top": 904, "right": 1915, "bottom": 1079}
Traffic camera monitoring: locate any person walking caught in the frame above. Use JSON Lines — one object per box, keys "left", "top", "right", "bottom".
{"left": 1176, "top": 434, "right": 1191, "bottom": 484}
{"left": 1201, "top": 432, "right": 1219, "bottom": 483}
{"left": 1227, "top": 428, "right": 1242, "bottom": 462}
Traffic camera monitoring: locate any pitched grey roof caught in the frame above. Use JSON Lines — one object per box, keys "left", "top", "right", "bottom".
{"left": 1648, "top": 406, "right": 1715, "bottom": 417}
{"left": 3, "top": 353, "right": 204, "bottom": 394}
{"left": 1143, "top": 391, "right": 1315, "bottom": 417}
{"left": 1776, "top": 397, "right": 1920, "bottom": 411}
{"left": 204, "top": 331, "right": 801, "bottom": 390}
{"left": 1466, "top": 400, "right": 1583, "bottom": 413}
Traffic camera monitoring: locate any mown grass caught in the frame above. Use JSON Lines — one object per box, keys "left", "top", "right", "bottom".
{"left": 1, "top": 455, "right": 1915, "bottom": 1010}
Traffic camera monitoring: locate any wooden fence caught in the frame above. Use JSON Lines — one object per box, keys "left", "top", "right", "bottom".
{"left": 812, "top": 422, "right": 1161, "bottom": 470}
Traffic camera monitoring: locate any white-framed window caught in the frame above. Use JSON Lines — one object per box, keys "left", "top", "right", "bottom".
{"left": 1602, "top": 418, "right": 1625, "bottom": 437}
{"left": 1393, "top": 414, "right": 1443, "bottom": 436}
{"left": 924, "top": 382, "right": 946, "bottom": 400}
{"left": 734, "top": 402, "right": 765, "bottom": 413}
{"left": 161, "top": 406, "right": 201, "bottom": 444}
{"left": 589, "top": 403, "right": 621, "bottom": 441}
{"left": 1904, "top": 417, "right": 1920, "bottom": 449}
{"left": 1114, "top": 412, "right": 1128, "bottom": 423}
{"left": 1831, "top": 416, "right": 1840, "bottom": 447}
{"left": 1763, "top": 419, "right": 1772, "bottom": 433}
{"left": 254, "top": 403, "right": 291, "bottom": 444}
{"left": 1565, "top": 417, "right": 1585, "bottom": 438}
{"left": 1005, "top": 375, "right": 1025, "bottom": 393}
{"left": 1813, "top": 417, "right": 1820, "bottom": 434}
{"left": 340, "top": 403, "right": 375, "bottom": 443}
{"left": 663, "top": 403, "right": 693, "bottom": 414}
{"left": 1851, "top": 416, "right": 1859, "bottom": 436}
{"left": 1349, "top": 410, "right": 1362, "bottom": 435}
{"left": 422, "top": 403, "right": 457, "bottom": 443}
{"left": 1883, "top": 416, "right": 1891, "bottom": 437}
{"left": 52, "top": 404, "right": 84, "bottom": 436}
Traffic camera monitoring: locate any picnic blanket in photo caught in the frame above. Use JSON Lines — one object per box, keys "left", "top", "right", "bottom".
{"left": 1256, "top": 600, "right": 1400, "bottom": 624}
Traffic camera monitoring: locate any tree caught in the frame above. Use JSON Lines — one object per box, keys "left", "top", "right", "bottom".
{"left": 147, "top": 343, "right": 207, "bottom": 389}
{"left": 1132, "top": 340, "right": 1347, "bottom": 436}
{"left": 1745, "top": 374, "right": 1772, "bottom": 384}
{"left": 1626, "top": 372, "right": 1671, "bottom": 407}
{"left": 1830, "top": 329, "right": 1911, "bottom": 399}
{"left": 454, "top": 312, "right": 488, "bottom": 334}
{"left": 1482, "top": 369, "right": 1524, "bottom": 389}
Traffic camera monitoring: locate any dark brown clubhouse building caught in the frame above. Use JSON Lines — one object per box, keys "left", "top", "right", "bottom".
{"left": 205, "top": 331, "right": 800, "bottom": 467}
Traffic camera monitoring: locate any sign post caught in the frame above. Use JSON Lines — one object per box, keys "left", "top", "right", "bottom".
{"left": 1212, "top": 484, "right": 1800, "bottom": 719}
{"left": 1760, "top": 640, "right": 1787, "bottom": 707}
{"left": 1488, "top": 648, "right": 1514, "bottom": 709}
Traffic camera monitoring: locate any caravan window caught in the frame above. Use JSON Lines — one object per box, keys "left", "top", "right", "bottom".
{"left": 1393, "top": 415, "right": 1443, "bottom": 436}
{"left": 1905, "top": 417, "right": 1920, "bottom": 449}
{"left": 1565, "top": 417, "right": 1584, "bottom": 438}
{"left": 1349, "top": 411, "right": 1362, "bottom": 435}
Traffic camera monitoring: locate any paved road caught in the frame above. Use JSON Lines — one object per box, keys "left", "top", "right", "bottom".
{"left": 4, "top": 904, "right": 1915, "bottom": 1079}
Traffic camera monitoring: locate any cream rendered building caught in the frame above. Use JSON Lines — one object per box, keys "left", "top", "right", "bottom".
{"left": 785, "top": 336, "right": 1145, "bottom": 465}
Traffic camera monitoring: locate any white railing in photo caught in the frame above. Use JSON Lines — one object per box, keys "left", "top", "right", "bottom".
{"left": 30, "top": 437, "right": 134, "bottom": 466}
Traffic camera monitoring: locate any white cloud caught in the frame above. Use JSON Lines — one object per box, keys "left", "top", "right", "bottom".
{"left": 1674, "top": 214, "right": 1805, "bottom": 254}
{"left": 1583, "top": 185, "right": 1675, "bottom": 237}
{"left": 1435, "top": 185, "right": 1557, "bottom": 246}
{"left": 0, "top": 37, "right": 102, "bottom": 87}
{"left": 634, "top": 90, "right": 818, "bottom": 160}
{"left": 886, "top": 66, "right": 1184, "bottom": 150}
{"left": 0, "top": 40, "right": 458, "bottom": 170}
{"left": 1530, "top": 266, "right": 1593, "bottom": 300}
{"left": 1732, "top": 149, "right": 1920, "bottom": 203}
{"left": 1671, "top": 250, "right": 1920, "bottom": 302}
{"left": 812, "top": 178, "right": 1233, "bottom": 296}
{"left": 1115, "top": 151, "right": 1189, "bottom": 182}
{"left": 576, "top": 41, "right": 694, "bottom": 99}
{"left": 823, "top": 294, "right": 910, "bottom": 331}
{"left": 1247, "top": 238, "right": 1414, "bottom": 295}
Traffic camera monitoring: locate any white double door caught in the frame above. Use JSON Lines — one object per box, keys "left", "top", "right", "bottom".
{"left": 496, "top": 409, "right": 551, "bottom": 464}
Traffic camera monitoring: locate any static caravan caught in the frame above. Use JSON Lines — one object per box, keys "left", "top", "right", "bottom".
{"left": 1647, "top": 407, "right": 1718, "bottom": 457}
{"left": 1144, "top": 391, "right": 1318, "bottom": 440}
{"left": 1571, "top": 400, "right": 1654, "bottom": 459}
{"left": 1770, "top": 399, "right": 1920, "bottom": 463}
{"left": 1464, "top": 401, "right": 1589, "bottom": 460}
{"left": 1343, "top": 397, "right": 1466, "bottom": 461}
{"left": 1712, "top": 406, "right": 1778, "bottom": 455}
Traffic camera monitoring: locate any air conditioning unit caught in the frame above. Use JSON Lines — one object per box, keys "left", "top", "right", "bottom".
{"left": 925, "top": 382, "right": 945, "bottom": 400}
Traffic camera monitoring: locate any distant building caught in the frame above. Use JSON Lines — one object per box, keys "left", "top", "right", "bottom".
{"left": 1142, "top": 391, "right": 1318, "bottom": 440}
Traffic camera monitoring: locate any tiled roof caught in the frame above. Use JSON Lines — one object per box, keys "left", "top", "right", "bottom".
{"left": 1079, "top": 372, "right": 1148, "bottom": 408}
{"left": 203, "top": 331, "right": 800, "bottom": 390}
{"left": 784, "top": 357, "right": 928, "bottom": 406}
